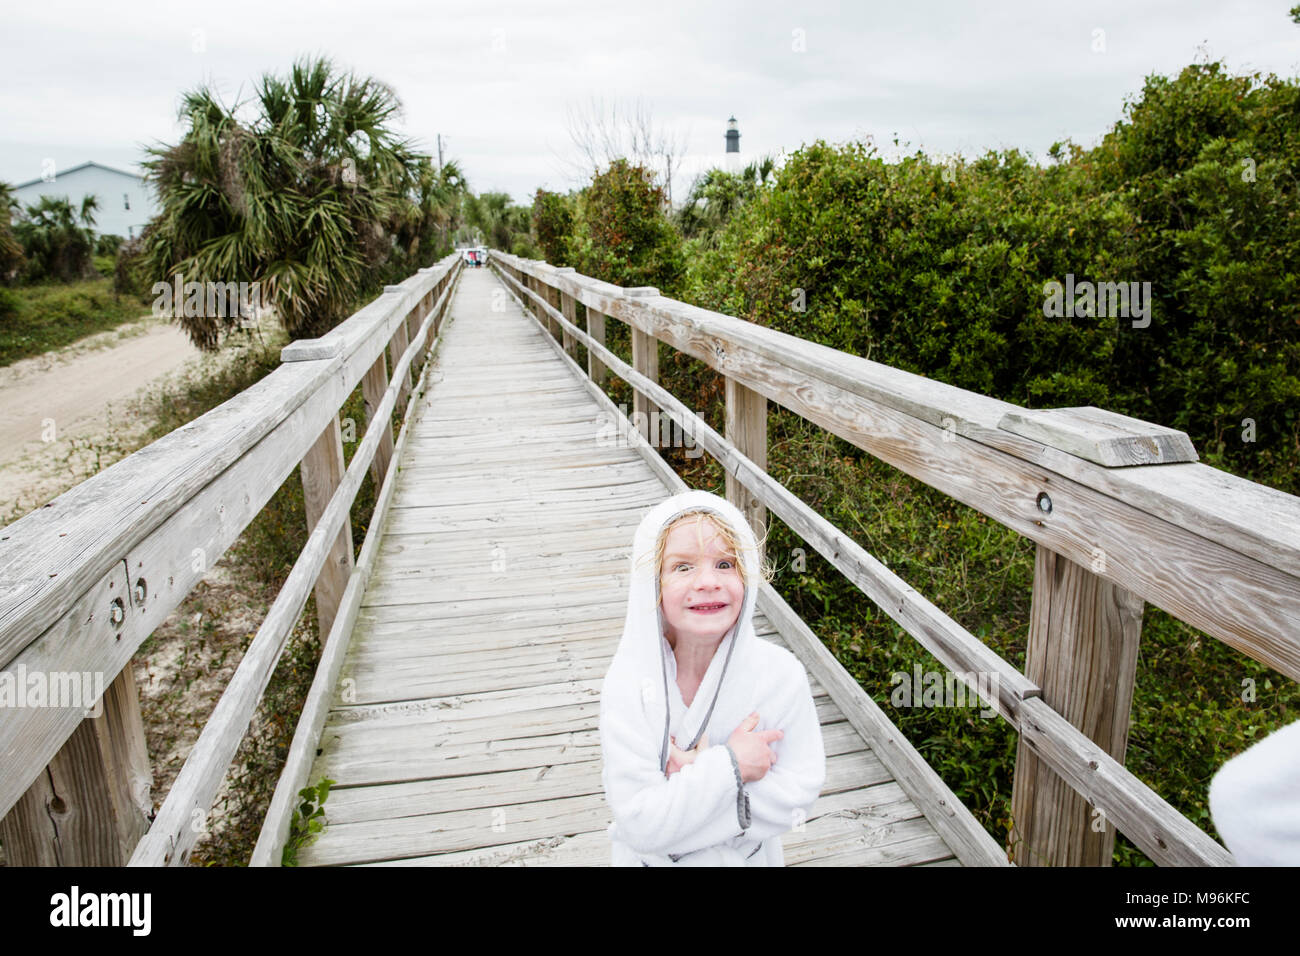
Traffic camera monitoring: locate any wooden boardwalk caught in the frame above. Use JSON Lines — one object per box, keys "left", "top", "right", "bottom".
{"left": 295, "top": 267, "right": 986, "bottom": 866}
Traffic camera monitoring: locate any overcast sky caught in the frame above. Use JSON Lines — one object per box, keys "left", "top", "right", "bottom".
{"left": 3, "top": 0, "right": 1298, "bottom": 204}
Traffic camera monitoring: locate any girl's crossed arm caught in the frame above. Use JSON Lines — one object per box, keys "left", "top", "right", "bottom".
{"left": 734, "top": 656, "right": 827, "bottom": 844}
{"left": 600, "top": 697, "right": 749, "bottom": 858}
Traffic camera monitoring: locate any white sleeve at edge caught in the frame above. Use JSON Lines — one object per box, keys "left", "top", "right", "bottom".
{"left": 1209, "top": 718, "right": 1300, "bottom": 866}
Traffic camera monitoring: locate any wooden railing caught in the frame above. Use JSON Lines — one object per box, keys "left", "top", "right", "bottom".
{"left": 0, "top": 253, "right": 463, "bottom": 865}
{"left": 489, "top": 249, "right": 1300, "bottom": 867}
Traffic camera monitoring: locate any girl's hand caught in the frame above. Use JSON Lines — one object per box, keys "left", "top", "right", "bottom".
{"left": 727, "top": 712, "right": 784, "bottom": 783}
{"left": 665, "top": 734, "right": 709, "bottom": 777}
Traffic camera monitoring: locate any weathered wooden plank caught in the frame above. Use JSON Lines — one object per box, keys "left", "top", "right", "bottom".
{"left": 0, "top": 666, "right": 151, "bottom": 865}
{"left": 998, "top": 406, "right": 1198, "bottom": 467}
{"left": 341, "top": 618, "right": 781, "bottom": 665}
{"left": 390, "top": 461, "right": 660, "bottom": 495}
{"left": 300, "top": 414, "right": 355, "bottom": 640}
{"left": 726, "top": 377, "right": 768, "bottom": 561}
{"left": 361, "top": 564, "right": 630, "bottom": 608}
{"left": 374, "top": 524, "right": 641, "bottom": 558}
{"left": 315, "top": 774, "right": 907, "bottom": 867}
{"left": 321, "top": 748, "right": 886, "bottom": 829}
{"left": 351, "top": 828, "right": 614, "bottom": 866}
{"left": 360, "top": 352, "right": 395, "bottom": 489}
{"left": 1010, "top": 544, "right": 1144, "bottom": 866}
{"left": 320, "top": 692, "right": 839, "bottom": 761}
{"left": 387, "top": 479, "right": 666, "bottom": 511}
{"left": 357, "top": 589, "right": 630, "bottom": 622}
{"left": 394, "top": 447, "right": 642, "bottom": 473}
{"left": 314, "top": 721, "right": 869, "bottom": 790}
{"left": 631, "top": 321, "right": 659, "bottom": 445}
{"left": 350, "top": 597, "right": 631, "bottom": 631}
{"left": 788, "top": 822, "right": 956, "bottom": 867}
{"left": 251, "top": 295, "right": 459, "bottom": 866}
{"left": 1016, "top": 697, "right": 1232, "bottom": 866}
{"left": 300, "top": 792, "right": 611, "bottom": 866}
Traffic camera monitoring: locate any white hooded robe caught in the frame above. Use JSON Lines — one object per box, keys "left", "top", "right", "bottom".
{"left": 599, "top": 490, "right": 827, "bottom": 866}
{"left": 1209, "top": 717, "right": 1300, "bottom": 865}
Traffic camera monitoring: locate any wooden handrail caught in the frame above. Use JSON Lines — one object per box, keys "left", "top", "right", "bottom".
{"left": 489, "top": 251, "right": 1265, "bottom": 866}
{"left": 0, "top": 255, "right": 462, "bottom": 850}
{"left": 128, "top": 262, "right": 462, "bottom": 866}
{"left": 248, "top": 277, "right": 459, "bottom": 866}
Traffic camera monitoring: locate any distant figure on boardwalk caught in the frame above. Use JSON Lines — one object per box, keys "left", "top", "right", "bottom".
{"left": 599, "top": 489, "right": 826, "bottom": 866}
{"left": 1210, "top": 717, "right": 1300, "bottom": 865}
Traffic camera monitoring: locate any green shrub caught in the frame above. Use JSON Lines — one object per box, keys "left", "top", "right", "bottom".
{"left": 572, "top": 158, "right": 685, "bottom": 295}
{"left": 532, "top": 188, "right": 575, "bottom": 265}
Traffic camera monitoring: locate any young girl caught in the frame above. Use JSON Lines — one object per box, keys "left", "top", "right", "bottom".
{"left": 599, "top": 489, "right": 826, "bottom": 866}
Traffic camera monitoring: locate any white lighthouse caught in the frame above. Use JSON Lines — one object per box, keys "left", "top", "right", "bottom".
{"left": 725, "top": 115, "right": 741, "bottom": 173}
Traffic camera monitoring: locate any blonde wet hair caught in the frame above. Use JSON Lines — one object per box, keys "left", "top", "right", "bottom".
{"left": 633, "top": 508, "right": 776, "bottom": 589}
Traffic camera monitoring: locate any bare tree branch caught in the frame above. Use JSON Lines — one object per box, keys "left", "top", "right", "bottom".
{"left": 552, "top": 96, "right": 690, "bottom": 207}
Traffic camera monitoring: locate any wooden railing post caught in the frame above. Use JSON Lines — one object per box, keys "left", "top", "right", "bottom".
{"left": 382, "top": 283, "right": 413, "bottom": 408}
{"left": 725, "top": 376, "right": 768, "bottom": 563}
{"left": 999, "top": 409, "right": 1195, "bottom": 865}
{"left": 627, "top": 288, "right": 660, "bottom": 446}
{"left": 545, "top": 279, "right": 563, "bottom": 342}
{"left": 0, "top": 666, "right": 151, "bottom": 865}
{"left": 556, "top": 268, "right": 577, "bottom": 358}
{"left": 405, "top": 306, "right": 420, "bottom": 374}
{"left": 387, "top": 306, "right": 412, "bottom": 411}
{"left": 587, "top": 307, "right": 608, "bottom": 386}
{"left": 361, "top": 352, "right": 395, "bottom": 490}
{"left": 526, "top": 270, "right": 539, "bottom": 320}
{"left": 410, "top": 290, "right": 430, "bottom": 372}
{"left": 431, "top": 275, "right": 445, "bottom": 338}
{"left": 1009, "top": 545, "right": 1144, "bottom": 865}
{"left": 300, "top": 415, "right": 355, "bottom": 640}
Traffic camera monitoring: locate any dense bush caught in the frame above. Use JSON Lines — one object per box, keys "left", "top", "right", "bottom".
{"left": 674, "top": 156, "right": 776, "bottom": 248}
{"left": 0, "top": 183, "right": 23, "bottom": 283}
{"left": 531, "top": 188, "right": 575, "bottom": 265}
{"left": 681, "top": 61, "right": 1299, "bottom": 495}
{"left": 113, "top": 235, "right": 152, "bottom": 299}
{"left": 95, "top": 233, "right": 124, "bottom": 257}
{"left": 461, "top": 191, "right": 533, "bottom": 257}
{"left": 1088, "top": 61, "right": 1300, "bottom": 484}
{"left": 570, "top": 158, "right": 685, "bottom": 295}
{"left": 12, "top": 194, "right": 100, "bottom": 283}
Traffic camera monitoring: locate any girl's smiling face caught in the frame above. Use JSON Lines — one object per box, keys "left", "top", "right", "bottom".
{"left": 659, "top": 517, "right": 744, "bottom": 647}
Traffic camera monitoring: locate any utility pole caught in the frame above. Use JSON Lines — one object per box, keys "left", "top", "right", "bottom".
{"left": 437, "top": 134, "right": 444, "bottom": 173}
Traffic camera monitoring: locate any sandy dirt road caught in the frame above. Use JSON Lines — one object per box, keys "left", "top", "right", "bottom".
{"left": 0, "top": 314, "right": 206, "bottom": 520}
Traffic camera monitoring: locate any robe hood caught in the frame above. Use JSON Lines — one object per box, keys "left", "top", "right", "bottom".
{"left": 605, "top": 489, "right": 761, "bottom": 774}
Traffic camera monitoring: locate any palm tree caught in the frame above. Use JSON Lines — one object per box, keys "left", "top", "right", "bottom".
{"left": 0, "top": 183, "right": 25, "bottom": 283}
{"left": 12, "top": 194, "right": 99, "bottom": 282}
{"left": 392, "top": 157, "right": 468, "bottom": 270}
{"left": 462, "top": 191, "right": 534, "bottom": 253}
{"left": 142, "top": 56, "right": 430, "bottom": 350}
{"left": 676, "top": 155, "right": 777, "bottom": 247}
